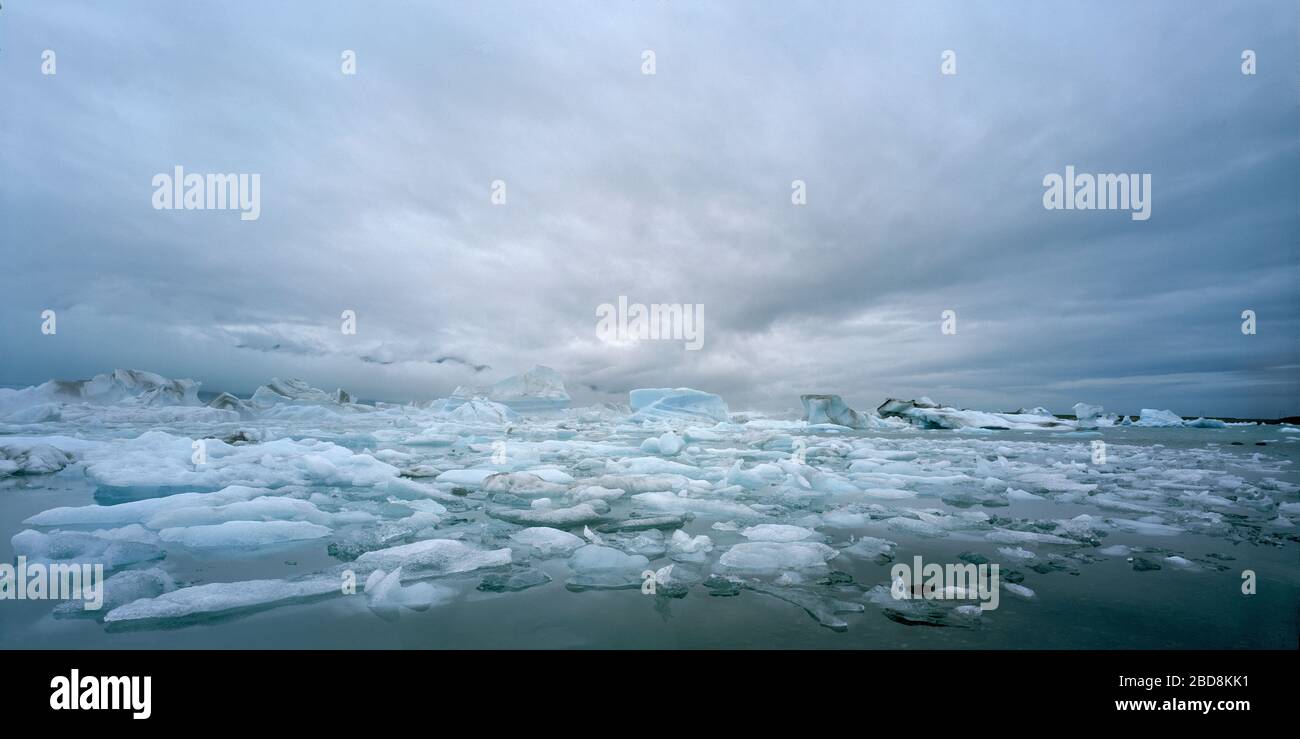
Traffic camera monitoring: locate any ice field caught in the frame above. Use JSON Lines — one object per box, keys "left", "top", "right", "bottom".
{"left": 1, "top": 367, "right": 1297, "bottom": 648}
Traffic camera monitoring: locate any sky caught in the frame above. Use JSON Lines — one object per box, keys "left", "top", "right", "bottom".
{"left": 1, "top": 1, "right": 1297, "bottom": 418}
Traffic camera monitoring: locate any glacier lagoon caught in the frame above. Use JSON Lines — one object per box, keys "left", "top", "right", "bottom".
{"left": 0, "top": 369, "right": 1296, "bottom": 649}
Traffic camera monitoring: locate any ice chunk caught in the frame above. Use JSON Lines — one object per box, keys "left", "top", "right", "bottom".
{"left": 740, "top": 524, "right": 817, "bottom": 542}
{"left": 353, "top": 538, "right": 512, "bottom": 576}
{"left": 207, "top": 392, "right": 251, "bottom": 415}
{"left": 565, "top": 544, "right": 649, "bottom": 590}
{"left": 997, "top": 546, "right": 1037, "bottom": 560}
{"left": 800, "top": 394, "right": 871, "bottom": 429}
{"left": 489, "top": 502, "right": 609, "bottom": 527}
{"left": 629, "top": 388, "right": 730, "bottom": 423}
{"left": 1071, "top": 402, "right": 1110, "bottom": 428}
{"left": 509, "top": 527, "right": 585, "bottom": 557}
{"left": 77, "top": 433, "right": 401, "bottom": 492}
{"left": 157, "top": 520, "right": 331, "bottom": 548}
{"left": 249, "top": 377, "right": 355, "bottom": 408}
{"left": 435, "top": 468, "right": 498, "bottom": 488}
{"left": 54, "top": 567, "right": 176, "bottom": 618}
{"left": 477, "top": 568, "right": 552, "bottom": 592}
{"left": 25, "top": 485, "right": 268, "bottom": 527}
{"left": 482, "top": 472, "right": 569, "bottom": 495}
{"left": 18, "top": 369, "right": 201, "bottom": 406}
{"left": 364, "top": 567, "right": 455, "bottom": 618}
{"left": 585, "top": 474, "right": 690, "bottom": 493}
{"left": 641, "top": 430, "right": 684, "bottom": 456}
{"left": 568, "top": 485, "right": 625, "bottom": 503}
{"left": 0, "top": 443, "right": 72, "bottom": 475}
{"left": 451, "top": 365, "right": 570, "bottom": 412}
{"left": 1134, "top": 409, "right": 1186, "bottom": 427}
{"left": 594, "top": 513, "right": 692, "bottom": 533}
{"left": 441, "top": 399, "right": 518, "bottom": 425}
{"left": 11, "top": 528, "right": 165, "bottom": 569}
{"left": 745, "top": 582, "right": 864, "bottom": 632}
{"left": 841, "top": 536, "right": 896, "bottom": 562}
{"left": 717, "top": 541, "right": 839, "bottom": 573}
{"left": 667, "top": 529, "right": 713, "bottom": 562}
{"left": 144, "top": 496, "right": 333, "bottom": 529}
{"left": 877, "top": 398, "right": 1068, "bottom": 431}
{"left": 1003, "top": 582, "right": 1036, "bottom": 599}
{"left": 631, "top": 492, "right": 761, "bottom": 518}
{"left": 104, "top": 575, "right": 340, "bottom": 624}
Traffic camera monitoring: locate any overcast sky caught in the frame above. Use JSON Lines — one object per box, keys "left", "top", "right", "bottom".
{"left": 2, "top": 1, "right": 1297, "bottom": 417}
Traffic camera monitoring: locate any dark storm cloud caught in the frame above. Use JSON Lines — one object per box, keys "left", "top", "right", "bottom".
{"left": 1, "top": 1, "right": 1296, "bottom": 416}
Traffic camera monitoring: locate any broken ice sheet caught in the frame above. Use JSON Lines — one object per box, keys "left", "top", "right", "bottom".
{"left": 1, "top": 366, "right": 1296, "bottom": 643}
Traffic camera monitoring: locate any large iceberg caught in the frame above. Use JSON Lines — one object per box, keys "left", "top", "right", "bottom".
{"left": 629, "top": 388, "right": 729, "bottom": 423}
{"left": 800, "top": 394, "right": 901, "bottom": 429}
{"left": 1072, "top": 402, "right": 1113, "bottom": 428}
{"left": 877, "top": 398, "right": 1068, "bottom": 430}
{"left": 450, "top": 365, "right": 570, "bottom": 412}
{"left": 801, "top": 394, "right": 870, "bottom": 428}
{"left": 0, "top": 369, "right": 237, "bottom": 426}
{"left": 6, "top": 369, "right": 203, "bottom": 407}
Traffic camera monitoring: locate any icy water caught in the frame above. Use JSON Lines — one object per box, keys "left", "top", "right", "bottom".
{"left": 1, "top": 398, "right": 1297, "bottom": 649}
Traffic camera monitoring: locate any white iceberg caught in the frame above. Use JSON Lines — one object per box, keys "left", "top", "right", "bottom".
{"left": 451, "top": 365, "right": 570, "bottom": 412}
{"left": 1134, "top": 408, "right": 1186, "bottom": 427}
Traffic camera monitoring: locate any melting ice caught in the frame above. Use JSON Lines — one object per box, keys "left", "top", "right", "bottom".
{"left": 0, "top": 368, "right": 1296, "bottom": 645}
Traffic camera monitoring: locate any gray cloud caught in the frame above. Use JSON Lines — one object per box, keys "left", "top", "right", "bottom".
{"left": 1, "top": 1, "right": 1296, "bottom": 416}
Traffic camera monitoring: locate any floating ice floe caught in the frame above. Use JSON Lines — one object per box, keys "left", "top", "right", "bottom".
{"left": 157, "top": 520, "right": 331, "bottom": 548}
{"left": 54, "top": 567, "right": 177, "bottom": 619}
{"left": 0, "top": 442, "right": 73, "bottom": 476}
{"left": 509, "top": 526, "right": 586, "bottom": 557}
{"left": 103, "top": 576, "right": 341, "bottom": 625}
{"left": 364, "top": 567, "right": 456, "bottom": 618}
{"left": 566, "top": 544, "right": 650, "bottom": 590}
{"left": 352, "top": 538, "right": 512, "bottom": 577}
{"left": 717, "top": 541, "right": 839, "bottom": 573}
{"left": 12, "top": 528, "right": 164, "bottom": 569}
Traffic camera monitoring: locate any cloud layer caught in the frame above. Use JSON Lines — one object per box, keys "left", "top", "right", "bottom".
{"left": 2, "top": 1, "right": 1297, "bottom": 417}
